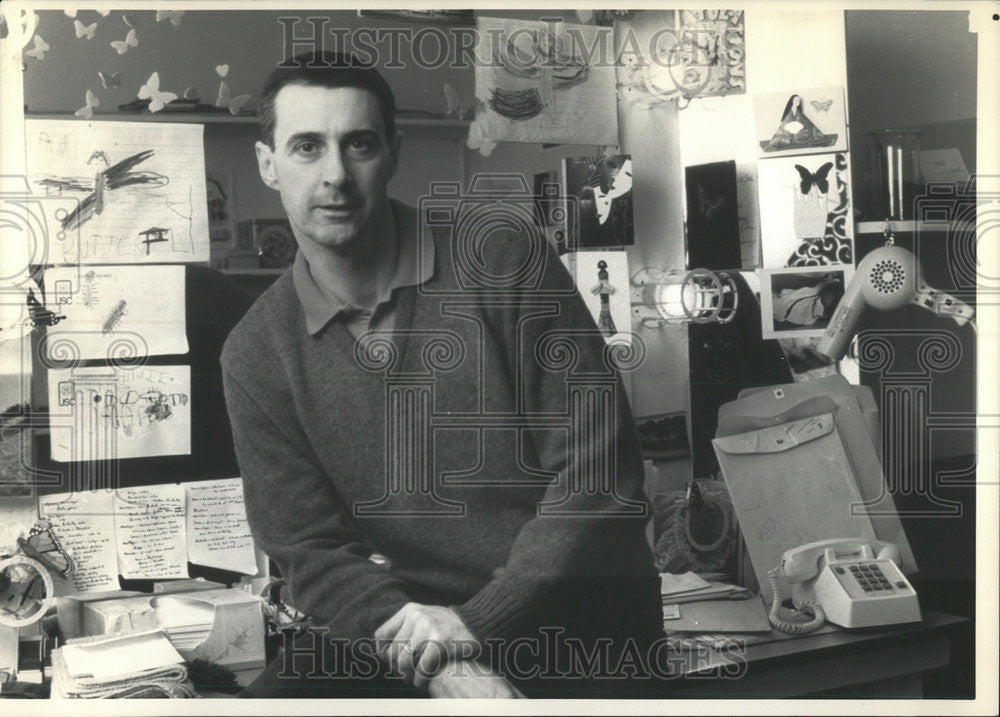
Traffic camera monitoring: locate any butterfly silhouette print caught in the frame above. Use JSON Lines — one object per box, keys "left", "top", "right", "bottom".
{"left": 810, "top": 99, "right": 833, "bottom": 113}
{"left": 794, "top": 162, "right": 834, "bottom": 195}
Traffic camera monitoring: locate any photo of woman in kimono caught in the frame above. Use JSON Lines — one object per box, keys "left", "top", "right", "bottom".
{"left": 760, "top": 94, "right": 838, "bottom": 153}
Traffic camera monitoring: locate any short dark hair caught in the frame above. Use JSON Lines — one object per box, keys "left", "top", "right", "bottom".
{"left": 258, "top": 51, "right": 397, "bottom": 148}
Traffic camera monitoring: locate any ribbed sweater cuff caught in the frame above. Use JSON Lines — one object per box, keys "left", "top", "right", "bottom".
{"left": 453, "top": 580, "right": 528, "bottom": 643}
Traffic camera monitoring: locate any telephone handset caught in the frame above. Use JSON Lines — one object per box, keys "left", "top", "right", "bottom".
{"left": 767, "top": 539, "right": 921, "bottom": 634}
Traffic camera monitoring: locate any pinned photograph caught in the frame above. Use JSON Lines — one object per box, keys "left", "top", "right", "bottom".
{"left": 759, "top": 265, "right": 852, "bottom": 339}
{"left": 754, "top": 87, "right": 847, "bottom": 158}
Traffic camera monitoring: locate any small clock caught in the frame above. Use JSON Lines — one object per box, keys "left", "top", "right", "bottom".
{"left": 237, "top": 219, "right": 298, "bottom": 269}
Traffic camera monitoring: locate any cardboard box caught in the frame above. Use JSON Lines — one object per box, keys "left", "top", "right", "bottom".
{"left": 78, "top": 588, "right": 265, "bottom": 670}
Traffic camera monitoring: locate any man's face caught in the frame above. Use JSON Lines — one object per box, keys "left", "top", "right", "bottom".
{"left": 255, "top": 84, "right": 400, "bottom": 254}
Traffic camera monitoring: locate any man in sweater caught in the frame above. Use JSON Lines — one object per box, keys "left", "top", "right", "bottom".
{"left": 221, "top": 52, "right": 663, "bottom": 699}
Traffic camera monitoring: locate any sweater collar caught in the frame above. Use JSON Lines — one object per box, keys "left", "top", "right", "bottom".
{"left": 293, "top": 199, "right": 434, "bottom": 336}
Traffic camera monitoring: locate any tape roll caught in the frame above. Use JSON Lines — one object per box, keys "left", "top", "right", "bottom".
{"left": 0, "top": 555, "right": 55, "bottom": 627}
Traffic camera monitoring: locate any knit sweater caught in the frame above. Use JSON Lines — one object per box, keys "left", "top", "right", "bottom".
{"left": 220, "top": 212, "right": 662, "bottom": 653}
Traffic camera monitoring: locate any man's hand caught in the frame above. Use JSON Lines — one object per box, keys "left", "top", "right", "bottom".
{"left": 374, "top": 602, "right": 478, "bottom": 687}
{"left": 427, "top": 660, "right": 524, "bottom": 699}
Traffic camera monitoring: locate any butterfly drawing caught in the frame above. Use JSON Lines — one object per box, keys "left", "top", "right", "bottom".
{"left": 138, "top": 72, "right": 178, "bottom": 113}
{"left": 155, "top": 10, "right": 185, "bottom": 26}
{"left": 697, "top": 184, "right": 725, "bottom": 221}
{"left": 794, "top": 162, "right": 834, "bottom": 195}
{"left": 98, "top": 70, "right": 122, "bottom": 89}
{"left": 110, "top": 27, "right": 137, "bottom": 55}
{"left": 14, "top": 520, "right": 74, "bottom": 579}
{"left": 74, "top": 19, "right": 97, "bottom": 40}
{"left": 24, "top": 35, "right": 49, "bottom": 60}
{"left": 74, "top": 89, "right": 100, "bottom": 119}
{"left": 215, "top": 80, "right": 250, "bottom": 116}
{"left": 26, "top": 288, "right": 66, "bottom": 328}
{"left": 810, "top": 99, "right": 833, "bottom": 113}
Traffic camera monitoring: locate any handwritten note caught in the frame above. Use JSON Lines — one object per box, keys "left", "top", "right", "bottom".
{"left": 43, "top": 265, "right": 188, "bottom": 360}
{"left": 47, "top": 365, "right": 192, "bottom": 462}
{"left": 24, "top": 119, "right": 209, "bottom": 264}
{"left": 185, "top": 478, "right": 257, "bottom": 575}
{"left": 113, "top": 485, "right": 188, "bottom": 580}
{"left": 38, "top": 491, "right": 119, "bottom": 593}
{"left": 474, "top": 18, "right": 618, "bottom": 146}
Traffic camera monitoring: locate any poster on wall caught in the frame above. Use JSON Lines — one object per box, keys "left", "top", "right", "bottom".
{"left": 562, "top": 155, "right": 634, "bottom": 251}
{"left": 472, "top": 17, "right": 618, "bottom": 147}
{"left": 753, "top": 86, "right": 848, "bottom": 158}
{"left": 24, "top": 120, "right": 210, "bottom": 264}
{"left": 757, "top": 152, "right": 853, "bottom": 269}
{"left": 568, "top": 250, "right": 631, "bottom": 346}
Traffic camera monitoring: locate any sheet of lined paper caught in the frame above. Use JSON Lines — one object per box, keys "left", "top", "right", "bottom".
{"left": 25, "top": 120, "right": 210, "bottom": 264}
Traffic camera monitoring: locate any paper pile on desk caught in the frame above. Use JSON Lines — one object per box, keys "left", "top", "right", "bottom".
{"left": 660, "top": 571, "right": 752, "bottom": 606}
{"left": 51, "top": 630, "right": 196, "bottom": 699}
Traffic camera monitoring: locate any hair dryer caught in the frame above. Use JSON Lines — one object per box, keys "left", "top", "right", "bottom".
{"left": 817, "top": 244, "right": 974, "bottom": 360}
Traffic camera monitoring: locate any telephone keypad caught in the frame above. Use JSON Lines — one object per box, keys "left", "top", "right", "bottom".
{"left": 848, "top": 563, "right": 895, "bottom": 593}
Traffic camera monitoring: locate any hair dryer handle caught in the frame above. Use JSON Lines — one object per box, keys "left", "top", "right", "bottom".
{"left": 817, "top": 276, "right": 865, "bottom": 360}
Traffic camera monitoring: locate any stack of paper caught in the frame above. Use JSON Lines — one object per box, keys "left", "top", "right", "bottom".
{"left": 660, "top": 572, "right": 752, "bottom": 605}
{"left": 51, "top": 630, "right": 197, "bottom": 699}
{"left": 151, "top": 596, "right": 215, "bottom": 652}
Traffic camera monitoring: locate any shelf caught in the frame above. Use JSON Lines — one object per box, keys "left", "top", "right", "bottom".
{"left": 24, "top": 112, "right": 469, "bottom": 139}
{"left": 856, "top": 219, "right": 977, "bottom": 234}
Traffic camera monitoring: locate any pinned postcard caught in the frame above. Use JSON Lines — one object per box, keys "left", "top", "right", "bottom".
{"left": 24, "top": 120, "right": 209, "bottom": 264}
{"left": 47, "top": 365, "right": 192, "bottom": 462}
{"left": 114, "top": 485, "right": 189, "bottom": 580}
{"left": 38, "top": 491, "right": 120, "bottom": 593}
{"left": 473, "top": 17, "right": 618, "bottom": 147}
{"left": 569, "top": 250, "right": 631, "bottom": 346}
{"left": 757, "top": 153, "right": 853, "bottom": 268}
{"left": 43, "top": 265, "right": 188, "bottom": 360}
{"left": 185, "top": 478, "right": 257, "bottom": 575}
{"left": 754, "top": 87, "right": 847, "bottom": 158}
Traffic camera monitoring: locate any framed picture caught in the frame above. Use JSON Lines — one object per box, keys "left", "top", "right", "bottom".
{"left": 759, "top": 265, "right": 853, "bottom": 339}
{"left": 206, "top": 170, "right": 236, "bottom": 244}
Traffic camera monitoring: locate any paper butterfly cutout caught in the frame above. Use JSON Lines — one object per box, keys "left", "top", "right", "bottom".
{"left": 810, "top": 99, "right": 833, "bottom": 113}
{"left": 139, "top": 72, "right": 178, "bottom": 113}
{"left": 184, "top": 86, "right": 198, "bottom": 100}
{"left": 215, "top": 64, "right": 229, "bottom": 78}
{"left": 96, "top": 9, "right": 111, "bottom": 18}
{"left": 466, "top": 121, "right": 497, "bottom": 157}
{"left": 122, "top": 12, "right": 138, "bottom": 28}
{"left": 26, "top": 288, "right": 66, "bottom": 329}
{"left": 74, "top": 89, "right": 100, "bottom": 119}
{"left": 794, "top": 162, "right": 834, "bottom": 195}
{"left": 14, "top": 519, "right": 74, "bottom": 579}
{"left": 156, "top": 10, "right": 185, "bottom": 26}
{"left": 110, "top": 27, "right": 137, "bottom": 55}
{"left": 64, "top": 9, "right": 77, "bottom": 17}
{"left": 215, "top": 80, "right": 250, "bottom": 116}
{"left": 74, "top": 19, "right": 96, "bottom": 39}
{"left": 24, "top": 35, "right": 49, "bottom": 60}
{"left": 99, "top": 70, "right": 122, "bottom": 89}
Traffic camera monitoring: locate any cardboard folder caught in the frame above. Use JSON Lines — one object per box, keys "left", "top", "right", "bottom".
{"left": 718, "top": 375, "right": 916, "bottom": 575}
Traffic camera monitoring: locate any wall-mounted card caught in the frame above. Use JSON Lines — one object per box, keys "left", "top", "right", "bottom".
{"left": 759, "top": 265, "right": 853, "bottom": 339}
{"left": 47, "top": 365, "right": 191, "bottom": 462}
{"left": 757, "top": 153, "right": 853, "bottom": 269}
{"left": 569, "top": 250, "right": 631, "bottom": 345}
{"left": 43, "top": 265, "right": 188, "bottom": 360}
{"left": 754, "top": 87, "right": 847, "bottom": 158}
{"left": 563, "top": 155, "right": 635, "bottom": 251}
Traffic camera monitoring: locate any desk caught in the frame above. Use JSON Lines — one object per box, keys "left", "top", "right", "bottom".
{"left": 665, "top": 611, "right": 967, "bottom": 698}
{"left": 219, "top": 612, "right": 967, "bottom": 699}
